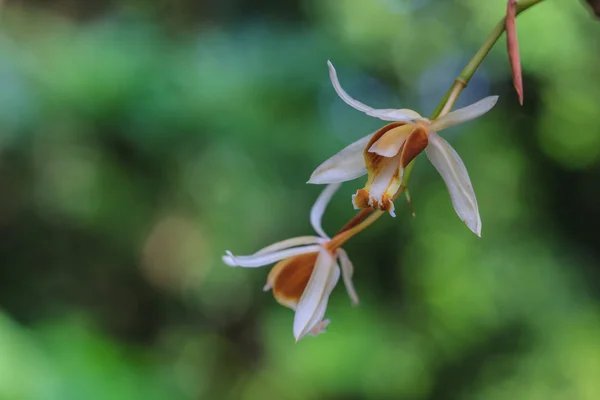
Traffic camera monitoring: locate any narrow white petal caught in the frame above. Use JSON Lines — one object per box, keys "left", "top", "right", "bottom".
{"left": 425, "top": 132, "right": 482, "bottom": 236}
{"left": 254, "top": 236, "right": 325, "bottom": 255}
{"left": 328, "top": 60, "right": 374, "bottom": 113}
{"left": 429, "top": 96, "right": 499, "bottom": 132}
{"left": 222, "top": 245, "right": 322, "bottom": 268}
{"left": 310, "top": 183, "right": 340, "bottom": 239}
{"left": 327, "top": 61, "right": 423, "bottom": 122}
{"left": 308, "top": 134, "right": 371, "bottom": 184}
{"left": 293, "top": 249, "right": 340, "bottom": 341}
{"left": 337, "top": 249, "right": 359, "bottom": 305}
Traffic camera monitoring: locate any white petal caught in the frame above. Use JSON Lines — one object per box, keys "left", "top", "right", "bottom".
{"left": 327, "top": 61, "right": 423, "bottom": 122}
{"left": 293, "top": 249, "right": 340, "bottom": 341}
{"left": 307, "top": 134, "right": 371, "bottom": 184}
{"left": 254, "top": 236, "right": 325, "bottom": 255}
{"left": 337, "top": 249, "right": 359, "bottom": 305}
{"left": 310, "top": 183, "right": 340, "bottom": 239}
{"left": 222, "top": 245, "right": 322, "bottom": 268}
{"left": 327, "top": 60, "right": 374, "bottom": 113}
{"left": 429, "top": 96, "right": 499, "bottom": 132}
{"left": 425, "top": 132, "right": 482, "bottom": 236}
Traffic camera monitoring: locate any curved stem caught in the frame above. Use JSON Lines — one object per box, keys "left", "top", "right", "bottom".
{"left": 437, "top": 79, "right": 466, "bottom": 118}
{"left": 331, "top": 185, "right": 407, "bottom": 243}
{"left": 336, "top": 208, "right": 373, "bottom": 234}
{"left": 327, "top": 209, "right": 384, "bottom": 251}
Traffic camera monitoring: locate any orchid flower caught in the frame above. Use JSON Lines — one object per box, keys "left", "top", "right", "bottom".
{"left": 222, "top": 183, "right": 359, "bottom": 342}
{"left": 309, "top": 61, "right": 499, "bottom": 236}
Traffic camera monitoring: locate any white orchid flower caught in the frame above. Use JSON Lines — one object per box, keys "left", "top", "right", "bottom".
{"left": 222, "top": 183, "right": 359, "bottom": 342}
{"left": 309, "top": 61, "right": 499, "bottom": 237}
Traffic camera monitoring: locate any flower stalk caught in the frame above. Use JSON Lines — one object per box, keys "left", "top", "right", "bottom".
{"left": 326, "top": 209, "right": 384, "bottom": 251}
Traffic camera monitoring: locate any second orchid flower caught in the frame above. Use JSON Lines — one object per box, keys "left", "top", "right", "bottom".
{"left": 223, "top": 183, "right": 358, "bottom": 342}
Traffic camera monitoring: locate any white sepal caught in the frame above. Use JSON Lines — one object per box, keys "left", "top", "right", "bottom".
{"left": 310, "top": 183, "right": 340, "bottom": 239}
{"left": 254, "top": 236, "right": 325, "bottom": 255}
{"left": 293, "top": 249, "right": 340, "bottom": 341}
{"left": 429, "top": 96, "right": 498, "bottom": 132}
{"left": 328, "top": 61, "right": 422, "bottom": 122}
{"left": 308, "top": 134, "right": 371, "bottom": 184}
{"left": 223, "top": 245, "right": 322, "bottom": 268}
{"left": 425, "top": 132, "right": 482, "bottom": 236}
{"left": 337, "top": 249, "right": 359, "bottom": 305}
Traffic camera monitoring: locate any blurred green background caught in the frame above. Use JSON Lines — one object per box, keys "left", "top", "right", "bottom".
{"left": 0, "top": 0, "right": 599, "bottom": 399}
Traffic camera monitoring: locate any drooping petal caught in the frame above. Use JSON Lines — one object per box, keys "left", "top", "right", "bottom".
{"left": 254, "top": 236, "right": 325, "bottom": 255}
{"left": 222, "top": 245, "right": 322, "bottom": 268}
{"left": 266, "top": 252, "right": 319, "bottom": 309}
{"left": 337, "top": 249, "right": 359, "bottom": 306}
{"left": 368, "top": 124, "right": 414, "bottom": 157}
{"left": 425, "top": 132, "right": 482, "bottom": 236}
{"left": 308, "top": 134, "right": 372, "bottom": 184}
{"left": 310, "top": 183, "right": 340, "bottom": 239}
{"left": 428, "top": 96, "right": 499, "bottom": 132}
{"left": 293, "top": 249, "right": 340, "bottom": 341}
{"left": 327, "top": 61, "right": 423, "bottom": 122}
